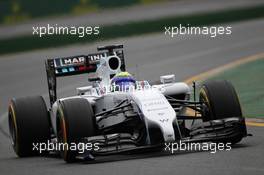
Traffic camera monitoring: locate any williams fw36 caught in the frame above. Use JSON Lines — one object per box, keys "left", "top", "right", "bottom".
{"left": 8, "top": 44, "right": 248, "bottom": 162}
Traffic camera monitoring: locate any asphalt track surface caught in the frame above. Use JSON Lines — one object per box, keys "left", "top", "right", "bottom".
{"left": 0, "top": 19, "right": 264, "bottom": 175}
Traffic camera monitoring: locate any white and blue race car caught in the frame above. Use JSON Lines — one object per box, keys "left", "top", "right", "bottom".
{"left": 8, "top": 44, "right": 248, "bottom": 162}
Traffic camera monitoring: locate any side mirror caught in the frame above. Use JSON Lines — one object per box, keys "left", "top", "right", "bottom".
{"left": 160, "top": 74, "right": 175, "bottom": 84}
{"left": 76, "top": 86, "right": 93, "bottom": 95}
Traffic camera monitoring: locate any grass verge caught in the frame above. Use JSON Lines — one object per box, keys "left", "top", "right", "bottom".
{"left": 1, "top": 5, "right": 264, "bottom": 55}
{"left": 206, "top": 58, "right": 264, "bottom": 118}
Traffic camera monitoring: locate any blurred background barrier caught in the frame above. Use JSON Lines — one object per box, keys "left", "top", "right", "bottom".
{"left": 0, "top": 5, "right": 264, "bottom": 55}
{"left": 0, "top": 0, "right": 165, "bottom": 24}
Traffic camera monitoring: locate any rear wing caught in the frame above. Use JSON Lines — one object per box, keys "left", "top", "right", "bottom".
{"left": 45, "top": 44, "right": 126, "bottom": 106}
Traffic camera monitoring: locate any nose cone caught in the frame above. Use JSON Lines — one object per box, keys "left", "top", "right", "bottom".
{"left": 130, "top": 90, "right": 176, "bottom": 142}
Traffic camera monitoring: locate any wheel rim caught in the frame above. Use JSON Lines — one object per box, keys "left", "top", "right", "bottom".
{"left": 8, "top": 112, "right": 16, "bottom": 146}
{"left": 8, "top": 104, "right": 17, "bottom": 149}
{"left": 200, "top": 88, "right": 212, "bottom": 121}
{"left": 57, "top": 108, "right": 68, "bottom": 160}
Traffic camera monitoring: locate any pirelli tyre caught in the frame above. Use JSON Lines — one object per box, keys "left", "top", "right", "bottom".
{"left": 56, "top": 98, "right": 95, "bottom": 163}
{"left": 199, "top": 80, "right": 247, "bottom": 144}
{"left": 8, "top": 96, "right": 51, "bottom": 157}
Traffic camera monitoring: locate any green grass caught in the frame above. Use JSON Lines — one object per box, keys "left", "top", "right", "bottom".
{"left": 1, "top": 5, "right": 264, "bottom": 55}
{"left": 206, "top": 59, "right": 264, "bottom": 118}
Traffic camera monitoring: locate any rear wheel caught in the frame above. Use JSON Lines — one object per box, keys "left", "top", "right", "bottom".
{"left": 199, "top": 80, "right": 247, "bottom": 144}
{"left": 57, "top": 98, "right": 95, "bottom": 163}
{"left": 8, "top": 96, "right": 51, "bottom": 157}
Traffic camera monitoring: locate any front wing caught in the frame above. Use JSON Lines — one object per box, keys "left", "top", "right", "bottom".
{"left": 76, "top": 117, "right": 248, "bottom": 161}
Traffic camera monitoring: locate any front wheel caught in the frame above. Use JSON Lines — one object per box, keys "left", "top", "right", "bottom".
{"left": 56, "top": 98, "right": 96, "bottom": 163}
{"left": 199, "top": 80, "right": 247, "bottom": 144}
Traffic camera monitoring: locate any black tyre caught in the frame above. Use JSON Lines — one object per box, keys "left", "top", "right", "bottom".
{"left": 8, "top": 96, "right": 51, "bottom": 157}
{"left": 200, "top": 80, "right": 242, "bottom": 121}
{"left": 56, "top": 98, "right": 95, "bottom": 163}
{"left": 199, "top": 80, "right": 246, "bottom": 144}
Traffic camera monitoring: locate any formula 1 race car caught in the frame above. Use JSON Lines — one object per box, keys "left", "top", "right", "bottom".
{"left": 8, "top": 44, "right": 248, "bottom": 162}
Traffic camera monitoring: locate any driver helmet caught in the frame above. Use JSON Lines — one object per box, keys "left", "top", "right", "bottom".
{"left": 111, "top": 72, "right": 136, "bottom": 92}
